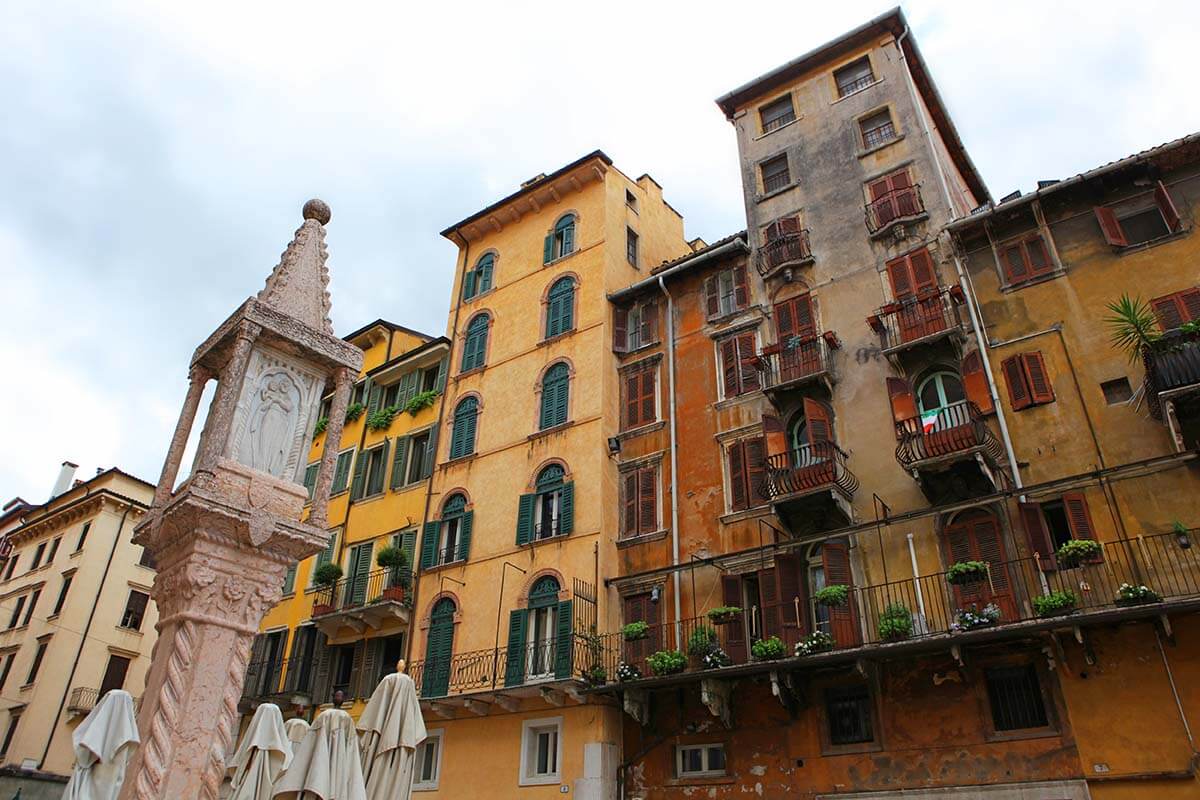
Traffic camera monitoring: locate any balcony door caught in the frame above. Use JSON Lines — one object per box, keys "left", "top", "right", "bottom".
{"left": 345, "top": 542, "right": 373, "bottom": 607}
{"left": 526, "top": 577, "right": 560, "bottom": 681}
{"left": 786, "top": 399, "right": 835, "bottom": 486}
{"left": 423, "top": 598, "right": 456, "bottom": 697}
{"left": 885, "top": 248, "right": 944, "bottom": 343}
{"left": 773, "top": 294, "right": 821, "bottom": 381}
{"left": 915, "top": 371, "right": 973, "bottom": 455}
{"left": 943, "top": 509, "right": 1016, "bottom": 621}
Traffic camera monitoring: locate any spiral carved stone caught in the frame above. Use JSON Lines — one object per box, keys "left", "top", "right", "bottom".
{"left": 134, "top": 619, "right": 196, "bottom": 800}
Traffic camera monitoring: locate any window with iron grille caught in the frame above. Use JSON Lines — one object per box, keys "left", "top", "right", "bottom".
{"left": 985, "top": 665, "right": 1048, "bottom": 731}
{"left": 759, "top": 95, "right": 796, "bottom": 133}
{"left": 760, "top": 154, "right": 791, "bottom": 194}
{"left": 834, "top": 56, "right": 874, "bottom": 97}
{"left": 825, "top": 685, "right": 874, "bottom": 745}
{"left": 858, "top": 108, "right": 896, "bottom": 149}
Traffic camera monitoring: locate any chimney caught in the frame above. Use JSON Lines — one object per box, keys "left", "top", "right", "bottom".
{"left": 51, "top": 461, "right": 78, "bottom": 499}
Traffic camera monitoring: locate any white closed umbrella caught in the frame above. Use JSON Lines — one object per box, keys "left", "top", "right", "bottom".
{"left": 273, "top": 708, "right": 366, "bottom": 800}
{"left": 228, "top": 704, "right": 292, "bottom": 800}
{"left": 357, "top": 672, "right": 427, "bottom": 800}
{"left": 62, "top": 690, "right": 140, "bottom": 800}
{"left": 284, "top": 718, "right": 310, "bottom": 746}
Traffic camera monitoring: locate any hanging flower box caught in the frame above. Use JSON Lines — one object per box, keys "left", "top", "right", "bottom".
{"left": 382, "top": 586, "right": 406, "bottom": 603}
{"left": 946, "top": 560, "right": 989, "bottom": 586}
{"left": 706, "top": 606, "right": 742, "bottom": 625}
{"left": 1055, "top": 539, "right": 1102, "bottom": 569}
{"left": 312, "top": 603, "right": 333, "bottom": 617}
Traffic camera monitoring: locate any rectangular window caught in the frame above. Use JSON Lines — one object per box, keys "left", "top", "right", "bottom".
{"left": 413, "top": 729, "right": 444, "bottom": 790}
{"left": 759, "top": 94, "right": 796, "bottom": 133}
{"left": 76, "top": 522, "right": 91, "bottom": 552}
{"left": 46, "top": 538, "right": 60, "bottom": 564}
{"left": 0, "top": 653, "right": 14, "bottom": 691}
{"left": 1094, "top": 183, "right": 1181, "bottom": 247}
{"left": 3, "top": 555, "right": 17, "bottom": 582}
{"left": 520, "top": 717, "right": 562, "bottom": 785}
{"left": 727, "top": 437, "right": 768, "bottom": 512}
{"left": 718, "top": 331, "right": 760, "bottom": 399}
{"left": 621, "top": 465, "right": 658, "bottom": 538}
{"left": 25, "top": 638, "right": 49, "bottom": 684}
{"left": 99, "top": 654, "right": 131, "bottom": 698}
{"left": 51, "top": 574, "right": 73, "bottom": 616}
{"left": 825, "top": 685, "right": 874, "bottom": 745}
{"left": 281, "top": 563, "right": 297, "bottom": 595}
{"left": 614, "top": 300, "right": 659, "bottom": 353}
{"left": 364, "top": 445, "right": 388, "bottom": 497}
{"left": 318, "top": 396, "right": 333, "bottom": 422}
{"left": 421, "top": 365, "right": 441, "bottom": 393}
{"left": 986, "top": 665, "right": 1049, "bottom": 731}
{"left": 303, "top": 462, "right": 320, "bottom": 501}
{"left": 331, "top": 644, "right": 355, "bottom": 701}
{"left": 621, "top": 363, "right": 658, "bottom": 430}
{"left": 626, "top": 228, "right": 639, "bottom": 267}
{"left": 999, "top": 233, "right": 1054, "bottom": 285}
{"left": 867, "top": 169, "right": 919, "bottom": 230}
{"left": 351, "top": 382, "right": 367, "bottom": 407}
{"left": 704, "top": 265, "right": 749, "bottom": 320}
{"left": 676, "top": 744, "right": 726, "bottom": 777}
{"left": 383, "top": 383, "right": 400, "bottom": 409}
{"left": 407, "top": 432, "right": 431, "bottom": 484}
{"left": 858, "top": 108, "right": 896, "bottom": 149}
{"left": 625, "top": 189, "right": 638, "bottom": 212}
{"left": 0, "top": 712, "right": 19, "bottom": 757}
{"left": 331, "top": 450, "right": 355, "bottom": 494}
{"left": 1002, "top": 351, "right": 1055, "bottom": 410}
{"left": 312, "top": 530, "right": 339, "bottom": 585}
{"left": 30, "top": 542, "right": 46, "bottom": 571}
{"left": 138, "top": 546, "right": 156, "bottom": 569}
{"left": 120, "top": 590, "right": 150, "bottom": 631}
{"left": 1150, "top": 288, "right": 1200, "bottom": 331}
{"left": 7, "top": 596, "right": 26, "bottom": 629}
{"left": 760, "top": 154, "right": 791, "bottom": 194}
{"left": 834, "top": 56, "right": 874, "bottom": 97}
{"left": 1101, "top": 377, "right": 1133, "bottom": 405}
{"left": 22, "top": 589, "right": 39, "bottom": 626}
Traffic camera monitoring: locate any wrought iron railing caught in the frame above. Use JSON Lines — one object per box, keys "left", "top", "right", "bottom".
{"left": 837, "top": 74, "right": 875, "bottom": 97}
{"left": 763, "top": 442, "right": 859, "bottom": 500}
{"left": 242, "top": 655, "right": 319, "bottom": 701}
{"left": 763, "top": 169, "right": 791, "bottom": 194}
{"left": 894, "top": 401, "right": 1004, "bottom": 468}
{"left": 754, "top": 335, "right": 835, "bottom": 390}
{"left": 862, "top": 120, "right": 896, "bottom": 149}
{"left": 410, "top": 636, "right": 594, "bottom": 699}
{"left": 1146, "top": 330, "right": 1200, "bottom": 400}
{"left": 762, "top": 109, "right": 796, "bottom": 133}
{"left": 868, "top": 287, "right": 964, "bottom": 351}
{"left": 311, "top": 567, "right": 412, "bottom": 615}
{"left": 755, "top": 229, "right": 812, "bottom": 276}
{"left": 866, "top": 184, "right": 925, "bottom": 234}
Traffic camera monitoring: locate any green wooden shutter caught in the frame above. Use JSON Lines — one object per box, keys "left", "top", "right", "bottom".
{"left": 560, "top": 482, "right": 574, "bottom": 535}
{"left": 434, "top": 358, "right": 448, "bottom": 392}
{"left": 400, "top": 372, "right": 417, "bottom": 406}
{"left": 389, "top": 436, "right": 408, "bottom": 490}
{"left": 462, "top": 269, "right": 476, "bottom": 301}
{"left": 504, "top": 609, "right": 528, "bottom": 687}
{"left": 516, "top": 494, "right": 535, "bottom": 546}
{"left": 303, "top": 463, "right": 319, "bottom": 500}
{"left": 366, "top": 380, "right": 381, "bottom": 416}
{"left": 348, "top": 543, "right": 372, "bottom": 605}
{"left": 543, "top": 234, "right": 554, "bottom": 264}
{"left": 311, "top": 640, "right": 334, "bottom": 703}
{"left": 555, "top": 375, "right": 568, "bottom": 425}
{"left": 332, "top": 451, "right": 353, "bottom": 494}
{"left": 562, "top": 222, "right": 575, "bottom": 254}
{"left": 399, "top": 531, "right": 417, "bottom": 569}
{"left": 424, "top": 617, "right": 453, "bottom": 697}
{"left": 449, "top": 412, "right": 465, "bottom": 460}
{"left": 282, "top": 563, "right": 297, "bottom": 594}
{"left": 420, "top": 522, "right": 439, "bottom": 571}
{"left": 349, "top": 450, "right": 367, "bottom": 500}
{"left": 456, "top": 511, "right": 473, "bottom": 562}
{"left": 423, "top": 426, "right": 439, "bottom": 479}
{"left": 316, "top": 531, "right": 337, "bottom": 567}
{"left": 367, "top": 442, "right": 389, "bottom": 496}
{"left": 554, "top": 600, "right": 573, "bottom": 679}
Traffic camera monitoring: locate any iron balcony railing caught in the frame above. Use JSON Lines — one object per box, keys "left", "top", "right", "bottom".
{"left": 763, "top": 442, "right": 859, "bottom": 501}
{"left": 409, "top": 636, "right": 601, "bottom": 699}
{"left": 242, "top": 655, "right": 319, "bottom": 702}
{"left": 761, "top": 109, "right": 796, "bottom": 134}
{"left": 754, "top": 335, "right": 835, "bottom": 391}
{"left": 1147, "top": 330, "right": 1200, "bottom": 396}
{"left": 311, "top": 566, "right": 412, "bottom": 616}
{"left": 755, "top": 229, "right": 813, "bottom": 276}
{"left": 868, "top": 287, "right": 964, "bottom": 352}
{"left": 894, "top": 401, "right": 1004, "bottom": 468}
{"left": 866, "top": 183, "right": 925, "bottom": 234}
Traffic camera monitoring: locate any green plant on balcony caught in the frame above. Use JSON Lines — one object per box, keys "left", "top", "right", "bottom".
{"left": 1055, "top": 538, "right": 1102, "bottom": 568}
{"left": 1115, "top": 583, "right": 1162, "bottom": 606}
{"left": 1104, "top": 294, "right": 1161, "bottom": 363}
{"left": 951, "top": 603, "right": 1000, "bottom": 631}
{"left": 582, "top": 663, "right": 607, "bottom": 686}
{"left": 313, "top": 562, "right": 343, "bottom": 588}
{"left": 702, "top": 648, "right": 732, "bottom": 669}
{"left": 707, "top": 606, "right": 742, "bottom": 625}
{"left": 1033, "top": 590, "right": 1078, "bottom": 617}
{"left": 947, "top": 560, "right": 989, "bottom": 586}
{"left": 751, "top": 636, "right": 786, "bottom": 661}
{"left": 814, "top": 584, "right": 849, "bottom": 607}
{"left": 405, "top": 389, "right": 440, "bottom": 416}
{"left": 312, "top": 416, "right": 329, "bottom": 439}
{"left": 622, "top": 621, "right": 649, "bottom": 641}
{"left": 647, "top": 649, "right": 687, "bottom": 676}
{"left": 376, "top": 545, "right": 410, "bottom": 589}
{"left": 795, "top": 630, "right": 834, "bottom": 656}
{"left": 686, "top": 625, "right": 718, "bottom": 657}
{"left": 615, "top": 662, "right": 641, "bottom": 682}
{"left": 366, "top": 405, "right": 401, "bottom": 431}
{"left": 878, "top": 602, "right": 913, "bottom": 641}
{"left": 344, "top": 402, "right": 365, "bottom": 423}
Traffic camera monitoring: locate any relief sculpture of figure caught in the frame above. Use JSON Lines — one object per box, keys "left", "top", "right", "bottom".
{"left": 248, "top": 373, "right": 297, "bottom": 477}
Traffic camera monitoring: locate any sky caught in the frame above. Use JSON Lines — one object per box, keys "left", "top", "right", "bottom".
{"left": 1, "top": 0, "right": 1197, "bottom": 502}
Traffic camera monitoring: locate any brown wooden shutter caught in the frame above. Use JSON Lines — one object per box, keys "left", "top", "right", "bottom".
{"left": 886, "top": 377, "right": 917, "bottom": 438}
{"left": 885, "top": 255, "right": 914, "bottom": 299}
{"left": 944, "top": 521, "right": 983, "bottom": 605}
{"left": 613, "top": 307, "right": 629, "bottom": 353}
{"left": 1155, "top": 181, "right": 1181, "bottom": 232}
{"left": 704, "top": 276, "right": 720, "bottom": 319}
{"left": 1151, "top": 290, "right": 1200, "bottom": 329}
{"left": 637, "top": 467, "right": 657, "bottom": 534}
{"left": 1022, "top": 352, "right": 1055, "bottom": 405}
{"left": 1093, "top": 206, "right": 1128, "bottom": 247}
{"left": 774, "top": 298, "right": 796, "bottom": 342}
{"left": 622, "top": 472, "right": 638, "bottom": 536}
{"left": 778, "top": 216, "right": 802, "bottom": 236}
{"left": 1063, "top": 491, "right": 1097, "bottom": 541}
{"left": 745, "top": 437, "right": 768, "bottom": 504}
{"left": 960, "top": 351, "right": 994, "bottom": 414}
{"left": 1001, "top": 242, "right": 1030, "bottom": 284}
{"left": 1025, "top": 235, "right": 1051, "bottom": 274}
{"left": 1019, "top": 501, "right": 1056, "bottom": 570}
{"left": 762, "top": 413, "right": 788, "bottom": 460}
{"left": 727, "top": 441, "right": 748, "bottom": 512}
{"left": 737, "top": 332, "right": 760, "bottom": 392}
{"left": 868, "top": 176, "right": 891, "bottom": 201}
{"left": 763, "top": 221, "right": 780, "bottom": 243}
{"left": 624, "top": 372, "right": 641, "bottom": 428}
{"left": 791, "top": 294, "right": 816, "bottom": 338}
{"left": 821, "top": 541, "right": 859, "bottom": 646}
{"left": 1001, "top": 356, "right": 1032, "bottom": 410}
{"left": 720, "top": 337, "right": 740, "bottom": 398}
{"left": 721, "top": 575, "right": 746, "bottom": 663}
{"left": 733, "top": 264, "right": 749, "bottom": 309}
{"left": 641, "top": 301, "right": 659, "bottom": 345}
{"left": 775, "top": 552, "right": 807, "bottom": 648}
{"left": 640, "top": 368, "right": 657, "bottom": 423}
{"left": 803, "top": 398, "right": 832, "bottom": 443}
{"left": 757, "top": 567, "right": 782, "bottom": 640}
{"left": 1182, "top": 289, "right": 1200, "bottom": 322}
{"left": 908, "top": 248, "right": 938, "bottom": 293}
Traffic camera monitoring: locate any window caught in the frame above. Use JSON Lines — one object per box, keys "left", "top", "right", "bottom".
{"left": 621, "top": 363, "right": 657, "bottom": 430}
{"left": 303, "top": 462, "right": 320, "bottom": 500}
{"left": 318, "top": 396, "right": 333, "bottom": 422}
{"left": 405, "top": 431, "right": 432, "bottom": 485}
{"left": 462, "top": 253, "right": 494, "bottom": 301}
{"left": 26, "top": 637, "right": 49, "bottom": 684}
{"left": 545, "top": 277, "right": 575, "bottom": 339}
{"left": 448, "top": 397, "right": 479, "bottom": 459}
{"left": 138, "top": 546, "right": 156, "bottom": 569}
{"left": 704, "top": 265, "right": 748, "bottom": 320}
{"left": 460, "top": 313, "right": 489, "bottom": 372}
{"left": 281, "top": 563, "right": 297, "bottom": 595}
{"left": 613, "top": 300, "right": 659, "bottom": 353}
{"left": 760, "top": 154, "right": 791, "bottom": 194}
{"left": 1, "top": 712, "right": 19, "bottom": 757}
{"left": 626, "top": 228, "right": 639, "bottom": 267}
{"left": 312, "top": 530, "right": 338, "bottom": 585}
{"left": 985, "top": 665, "right": 1049, "bottom": 731}
{"left": 99, "top": 654, "right": 131, "bottom": 698}
{"left": 625, "top": 189, "right": 638, "bottom": 211}
{"left": 1020, "top": 492, "right": 1098, "bottom": 570}
{"left": 421, "top": 493, "right": 472, "bottom": 569}
{"left": 759, "top": 94, "right": 796, "bottom": 133}
{"left": 1150, "top": 288, "right": 1200, "bottom": 331}
{"left": 539, "top": 363, "right": 570, "bottom": 430}
{"left": 520, "top": 717, "right": 562, "bottom": 785}
{"left": 22, "top": 590, "right": 39, "bottom": 626}
{"left": 518, "top": 465, "right": 574, "bottom": 544}
{"left": 0, "top": 652, "right": 13, "bottom": 691}
{"left": 330, "top": 644, "right": 355, "bottom": 701}
{"left": 676, "top": 744, "right": 726, "bottom": 778}
{"left": 727, "top": 437, "right": 768, "bottom": 512}
{"left": 867, "top": 169, "right": 919, "bottom": 230}
{"left": 120, "top": 590, "right": 150, "bottom": 631}
{"left": 421, "top": 363, "right": 443, "bottom": 393}
{"left": 30, "top": 542, "right": 46, "bottom": 571}
{"left": 718, "top": 331, "right": 760, "bottom": 398}
{"left": 2, "top": 554, "right": 17, "bottom": 582}
{"left": 345, "top": 542, "right": 374, "bottom": 605}
{"left": 7, "top": 596, "right": 25, "bottom": 629}
{"left": 916, "top": 371, "right": 967, "bottom": 418}
{"left": 46, "top": 538, "right": 60, "bottom": 564}
{"left": 999, "top": 233, "right": 1054, "bottom": 285}
{"left": 1101, "top": 377, "right": 1133, "bottom": 405}
{"left": 1094, "top": 182, "right": 1182, "bottom": 247}
{"left": 858, "top": 108, "right": 895, "bottom": 149}
{"left": 544, "top": 215, "right": 576, "bottom": 263}
{"left": 351, "top": 381, "right": 367, "bottom": 407}
{"left": 1002, "top": 352, "right": 1055, "bottom": 410}
{"left": 834, "top": 56, "right": 874, "bottom": 97}
{"left": 621, "top": 464, "right": 658, "bottom": 538}
{"left": 524, "top": 577, "right": 561, "bottom": 680}
{"left": 51, "top": 573, "right": 73, "bottom": 616}
{"left": 351, "top": 444, "right": 389, "bottom": 500}
{"left": 75, "top": 522, "right": 91, "bottom": 552}
{"left": 413, "top": 729, "right": 444, "bottom": 790}
{"left": 825, "top": 685, "right": 875, "bottom": 745}
{"left": 331, "top": 450, "right": 355, "bottom": 494}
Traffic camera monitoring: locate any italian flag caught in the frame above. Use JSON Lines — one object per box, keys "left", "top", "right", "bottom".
{"left": 920, "top": 409, "right": 941, "bottom": 434}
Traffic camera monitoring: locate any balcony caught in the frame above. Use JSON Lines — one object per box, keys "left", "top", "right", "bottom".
{"left": 866, "top": 184, "right": 927, "bottom": 237}
{"left": 756, "top": 228, "right": 813, "bottom": 277}
{"left": 762, "top": 442, "right": 858, "bottom": 533}
{"left": 867, "top": 287, "right": 966, "bottom": 360}
{"left": 895, "top": 401, "right": 1006, "bottom": 504}
{"left": 754, "top": 334, "right": 837, "bottom": 402}
{"left": 311, "top": 566, "right": 412, "bottom": 637}
{"left": 241, "top": 655, "right": 318, "bottom": 708}
{"left": 1146, "top": 330, "right": 1200, "bottom": 450}
{"left": 67, "top": 687, "right": 101, "bottom": 715}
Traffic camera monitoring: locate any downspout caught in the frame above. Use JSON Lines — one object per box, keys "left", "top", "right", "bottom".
{"left": 896, "top": 24, "right": 1023, "bottom": 490}
{"left": 657, "top": 275, "right": 683, "bottom": 644}
{"left": 42, "top": 501, "right": 134, "bottom": 767}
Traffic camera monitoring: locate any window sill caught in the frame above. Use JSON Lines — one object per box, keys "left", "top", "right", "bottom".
{"left": 616, "top": 420, "right": 666, "bottom": 442}
{"left": 539, "top": 330, "right": 576, "bottom": 347}
{"left": 832, "top": 77, "right": 883, "bottom": 105}
{"left": 616, "top": 340, "right": 661, "bottom": 359}
{"left": 45, "top": 613, "right": 59, "bottom": 621}
{"left": 4, "top": 625, "right": 28, "bottom": 634}
{"left": 617, "top": 529, "right": 669, "bottom": 549}
{"left": 821, "top": 739, "right": 883, "bottom": 756}
{"left": 713, "top": 390, "right": 763, "bottom": 410}
{"left": 719, "top": 506, "right": 773, "bottom": 525}
{"left": 116, "top": 626, "right": 144, "bottom": 636}
{"left": 134, "top": 563, "right": 156, "bottom": 572}
{"left": 754, "top": 182, "right": 798, "bottom": 204}
{"left": 528, "top": 421, "right": 574, "bottom": 442}
{"left": 422, "top": 559, "right": 467, "bottom": 575}
{"left": 19, "top": 683, "right": 33, "bottom": 692}
{"left": 456, "top": 366, "right": 486, "bottom": 380}
{"left": 443, "top": 453, "right": 478, "bottom": 467}
{"left": 412, "top": 785, "right": 439, "bottom": 793}
{"left": 391, "top": 481, "right": 427, "bottom": 494}
{"left": 350, "top": 492, "right": 387, "bottom": 507}
{"left": 856, "top": 132, "right": 905, "bottom": 159}
{"left": 752, "top": 117, "right": 800, "bottom": 141}
{"left": 544, "top": 249, "right": 579, "bottom": 269}
{"left": 985, "top": 726, "right": 1061, "bottom": 744}
{"left": 70, "top": 549, "right": 83, "bottom": 558}
{"left": 1112, "top": 227, "right": 1190, "bottom": 255}
{"left": 462, "top": 287, "right": 496, "bottom": 305}
{"left": 667, "top": 775, "right": 736, "bottom": 787}
{"left": 1000, "top": 268, "right": 1066, "bottom": 293}
{"left": 703, "top": 306, "right": 758, "bottom": 332}
{"left": 518, "top": 774, "right": 562, "bottom": 787}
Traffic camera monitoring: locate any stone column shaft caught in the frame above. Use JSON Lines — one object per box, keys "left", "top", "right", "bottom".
{"left": 308, "top": 365, "right": 354, "bottom": 529}
{"left": 196, "top": 322, "right": 260, "bottom": 471}
{"left": 154, "top": 367, "right": 210, "bottom": 508}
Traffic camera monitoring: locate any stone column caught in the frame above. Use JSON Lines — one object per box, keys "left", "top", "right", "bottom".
{"left": 153, "top": 366, "right": 210, "bottom": 508}
{"left": 196, "top": 322, "right": 261, "bottom": 471}
{"left": 308, "top": 365, "right": 354, "bottom": 529}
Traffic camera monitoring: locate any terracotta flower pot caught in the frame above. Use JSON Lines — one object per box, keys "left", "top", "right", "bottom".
{"left": 312, "top": 603, "right": 333, "bottom": 616}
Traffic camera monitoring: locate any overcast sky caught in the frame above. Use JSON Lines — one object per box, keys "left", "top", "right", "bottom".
{"left": 2, "top": 0, "right": 1197, "bottom": 502}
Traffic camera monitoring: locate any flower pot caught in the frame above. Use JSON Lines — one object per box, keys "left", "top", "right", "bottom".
{"left": 948, "top": 573, "right": 987, "bottom": 587}
{"left": 382, "top": 586, "right": 405, "bottom": 603}
{"left": 709, "top": 612, "right": 739, "bottom": 625}
{"left": 1115, "top": 596, "right": 1160, "bottom": 607}
{"left": 1037, "top": 606, "right": 1076, "bottom": 618}
{"left": 312, "top": 603, "right": 333, "bottom": 616}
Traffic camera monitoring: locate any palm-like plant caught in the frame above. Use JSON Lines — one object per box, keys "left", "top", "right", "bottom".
{"left": 1104, "top": 294, "right": 1160, "bottom": 363}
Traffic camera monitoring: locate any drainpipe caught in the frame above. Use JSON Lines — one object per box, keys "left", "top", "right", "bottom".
{"left": 896, "top": 24, "right": 1023, "bottom": 491}
{"left": 657, "top": 275, "right": 683, "bottom": 644}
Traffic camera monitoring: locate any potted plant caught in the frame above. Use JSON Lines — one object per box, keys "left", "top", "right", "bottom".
{"left": 877, "top": 602, "right": 913, "bottom": 642}
{"left": 405, "top": 389, "right": 440, "bottom": 416}
{"left": 622, "top": 621, "right": 649, "bottom": 641}
{"left": 582, "top": 664, "right": 608, "bottom": 686}
{"left": 794, "top": 631, "right": 834, "bottom": 656}
{"left": 951, "top": 603, "right": 1001, "bottom": 631}
{"left": 1055, "top": 539, "right": 1102, "bottom": 569}
{"left": 686, "top": 625, "right": 719, "bottom": 660}
{"left": 344, "top": 402, "right": 365, "bottom": 422}
{"left": 311, "top": 562, "right": 343, "bottom": 616}
{"left": 751, "top": 636, "right": 786, "bottom": 661}
{"left": 647, "top": 649, "right": 687, "bottom": 676}
{"left": 1033, "top": 590, "right": 1078, "bottom": 617}
{"left": 366, "top": 406, "right": 400, "bottom": 431}
{"left": 376, "top": 546, "right": 409, "bottom": 601}
{"left": 1115, "top": 583, "right": 1162, "bottom": 606}
{"left": 312, "top": 416, "right": 329, "bottom": 439}
{"left": 814, "top": 584, "right": 849, "bottom": 607}
{"left": 702, "top": 648, "right": 732, "bottom": 669}
{"left": 707, "top": 606, "right": 742, "bottom": 625}
{"left": 615, "top": 662, "right": 642, "bottom": 683}
{"left": 947, "top": 560, "right": 989, "bottom": 586}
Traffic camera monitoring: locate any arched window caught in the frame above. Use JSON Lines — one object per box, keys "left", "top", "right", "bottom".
{"left": 527, "top": 576, "right": 561, "bottom": 679}
{"left": 461, "top": 314, "right": 489, "bottom": 373}
{"left": 423, "top": 597, "right": 457, "bottom": 697}
{"left": 505, "top": 573, "right": 572, "bottom": 687}
{"left": 421, "top": 492, "right": 472, "bottom": 570}
{"left": 539, "top": 363, "right": 570, "bottom": 430}
{"left": 545, "top": 276, "right": 575, "bottom": 338}
{"left": 517, "top": 464, "right": 573, "bottom": 545}
{"left": 916, "top": 370, "right": 967, "bottom": 432}
{"left": 787, "top": 399, "right": 832, "bottom": 467}
{"left": 544, "top": 214, "right": 576, "bottom": 263}
{"left": 463, "top": 253, "right": 494, "bottom": 301}
{"left": 449, "top": 398, "right": 478, "bottom": 460}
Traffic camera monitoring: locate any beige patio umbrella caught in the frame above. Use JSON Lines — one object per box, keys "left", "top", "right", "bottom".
{"left": 284, "top": 718, "right": 310, "bottom": 746}
{"left": 273, "top": 708, "right": 366, "bottom": 800}
{"left": 62, "top": 689, "right": 140, "bottom": 800}
{"left": 228, "top": 703, "right": 292, "bottom": 800}
{"left": 357, "top": 669, "right": 427, "bottom": 800}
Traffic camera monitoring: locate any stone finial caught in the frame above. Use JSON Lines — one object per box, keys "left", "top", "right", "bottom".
{"left": 302, "top": 198, "right": 331, "bottom": 225}
{"left": 255, "top": 201, "right": 336, "bottom": 334}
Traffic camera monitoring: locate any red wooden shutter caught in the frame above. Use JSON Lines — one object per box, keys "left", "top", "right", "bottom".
{"left": 720, "top": 337, "right": 740, "bottom": 398}
{"left": 944, "top": 520, "right": 983, "bottom": 605}
{"left": 1151, "top": 294, "right": 1185, "bottom": 330}
{"left": 960, "top": 351, "right": 994, "bottom": 414}
{"left": 745, "top": 437, "right": 768, "bottom": 505}
{"left": 778, "top": 216, "right": 802, "bottom": 236}
{"left": 868, "top": 176, "right": 891, "bottom": 201}
{"left": 737, "top": 332, "right": 760, "bottom": 392}
{"left": 641, "top": 301, "right": 659, "bottom": 345}
{"left": 1019, "top": 502, "right": 1056, "bottom": 570}
{"left": 821, "top": 541, "right": 859, "bottom": 646}
{"left": 1182, "top": 289, "right": 1200, "bottom": 322}
{"left": 637, "top": 466, "right": 657, "bottom": 534}
{"left": 774, "top": 298, "right": 796, "bottom": 342}
{"left": 1093, "top": 207, "right": 1128, "bottom": 247}
{"left": 791, "top": 294, "right": 816, "bottom": 338}
{"left": 622, "top": 472, "right": 638, "bottom": 536}
{"left": 885, "top": 255, "right": 914, "bottom": 299}
{"left": 803, "top": 398, "right": 832, "bottom": 443}
{"left": 704, "top": 276, "right": 719, "bottom": 319}
{"left": 728, "top": 441, "right": 748, "bottom": 512}
{"left": 1025, "top": 235, "right": 1051, "bottom": 274}
{"left": 1022, "top": 352, "right": 1055, "bottom": 404}
{"left": 640, "top": 368, "right": 657, "bottom": 424}
{"left": 758, "top": 567, "right": 782, "bottom": 640}
{"left": 907, "top": 248, "right": 938, "bottom": 293}
{"left": 613, "top": 307, "right": 629, "bottom": 352}
{"left": 1001, "top": 356, "right": 1032, "bottom": 410}
{"left": 890, "top": 170, "right": 912, "bottom": 190}
{"left": 1155, "top": 181, "right": 1181, "bottom": 232}
{"left": 721, "top": 575, "right": 747, "bottom": 663}
{"left": 1001, "top": 242, "right": 1030, "bottom": 284}
{"left": 762, "top": 413, "right": 788, "bottom": 460}
{"left": 1062, "top": 491, "right": 1097, "bottom": 540}
{"left": 733, "top": 264, "right": 749, "bottom": 309}
{"left": 775, "top": 553, "right": 807, "bottom": 647}
{"left": 763, "top": 221, "right": 780, "bottom": 243}
{"left": 886, "top": 377, "right": 917, "bottom": 437}
{"left": 624, "top": 372, "right": 641, "bottom": 428}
